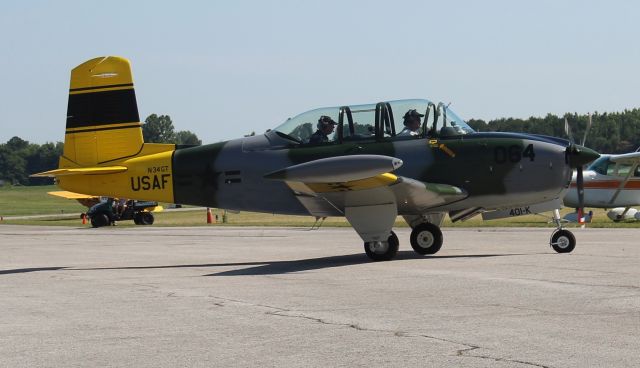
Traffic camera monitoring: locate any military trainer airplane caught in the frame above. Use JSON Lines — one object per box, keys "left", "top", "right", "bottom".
{"left": 32, "top": 56, "right": 600, "bottom": 261}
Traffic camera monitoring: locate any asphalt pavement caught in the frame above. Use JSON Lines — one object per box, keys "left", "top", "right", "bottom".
{"left": 0, "top": 225, "right": 638, "bottom": 367}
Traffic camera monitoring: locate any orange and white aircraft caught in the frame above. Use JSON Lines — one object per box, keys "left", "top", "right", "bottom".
{"left": 564, "top": 149, "right": 640, "bottom": 221}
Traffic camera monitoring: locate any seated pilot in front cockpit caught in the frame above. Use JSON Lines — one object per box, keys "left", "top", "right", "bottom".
{"left": 397, "top": 109, "right": 424, "bottom": 138}
{"left": 308, "top": 115, "right": 337, "bottom": 144}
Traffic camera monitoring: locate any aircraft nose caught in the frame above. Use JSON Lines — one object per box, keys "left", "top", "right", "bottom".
{"left": 566, "top": 144, "right": 600, "bottom": 168}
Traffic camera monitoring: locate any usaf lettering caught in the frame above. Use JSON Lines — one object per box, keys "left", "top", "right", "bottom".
{"left": 131, "top": 174, "right": 170, "bottom": 191}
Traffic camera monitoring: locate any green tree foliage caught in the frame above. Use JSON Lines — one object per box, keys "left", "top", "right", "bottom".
{"left": 142, "top": 114, "right": 176, "bottom": 143}
{"left": 175, "top": 130, "right": 202, "bottom": 145}
{"left": 142, "top": 114, "right": 202, "bottom": 145}
{"left": 0, "top": 137, "right": 63, "bottom": 185}
{"left": 468, "top": 109, "right": 640, "bottom": 153}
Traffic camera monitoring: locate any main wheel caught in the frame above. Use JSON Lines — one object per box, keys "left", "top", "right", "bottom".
{"left": 140, "top": 212, "right": 154, "bottom": 225}
{"left": 90, "top": 213, "right": 110, "bottom": 228}
{"left": 364, "top": 231, "right": 399, "bottom": 261}
{"left": 550, "top": 229, "right": 576, "bottom": 253}
{"left": 410, "top": 223, "right": 443, "bottom": 255}
{"left": 133, "top": 213, "right": 142, "bottom": 225}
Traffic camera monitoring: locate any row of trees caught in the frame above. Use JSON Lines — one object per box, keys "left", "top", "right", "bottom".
{"left": 0, "top": 114, "right": 201, "bottom": 186}
{"left": 142, "top": 114, "right": 201, "bottom": 146}
{"left": 467, "top": 108, "right": 640, "bottom": 153}
{"left": 0, "top": 137, "right": 63, "bottom": 186}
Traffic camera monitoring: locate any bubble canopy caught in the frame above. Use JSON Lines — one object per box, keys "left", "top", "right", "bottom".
{"left": 273, "top": 99, "right": 475, "bottom": 144}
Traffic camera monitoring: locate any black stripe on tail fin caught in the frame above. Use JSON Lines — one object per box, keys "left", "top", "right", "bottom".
{"left": 62, "top": 56, "right": 144, "bottom": 166}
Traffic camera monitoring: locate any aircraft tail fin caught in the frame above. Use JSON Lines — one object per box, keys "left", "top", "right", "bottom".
{"left": 63, "top": 56, "right": 144, "bottom": 166}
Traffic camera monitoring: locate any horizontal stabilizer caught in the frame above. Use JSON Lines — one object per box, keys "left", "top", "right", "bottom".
{"left": 264, "top": 155, "right": 403, "bottom": 183}
{"left": 30, "top": 166, "right": 128, "bottom": 177}
{"left": 47, "top": 191, "right": 97, "bottom": 199}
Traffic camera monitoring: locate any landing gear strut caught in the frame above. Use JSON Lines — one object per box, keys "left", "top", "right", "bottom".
{"left": 550, "top": 209, "right": 576, "bottom": 253}
{"left": 364, "top": 231, "right": 399, "bottom": 261}
{"left": 410, "top": 222, "right": 443, "bottom": 255}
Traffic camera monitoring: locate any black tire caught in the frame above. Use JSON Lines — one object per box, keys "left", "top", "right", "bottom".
{"left": 410, "top": 222, "right": 443, "bottom": 255}
{"left": 133, "top": 213, "right": 142, "bottom": 225}
{"left": 364, "top": 231, "right": 399, "bottom": 261}
{"left": 550, "top": 229, "right": 576, "bottom": 253}
{"left": 140, "top": 212, "right": 154, "bottom": 225}
{"left": 90, "top": 213, "right": 110, "bottom": 228}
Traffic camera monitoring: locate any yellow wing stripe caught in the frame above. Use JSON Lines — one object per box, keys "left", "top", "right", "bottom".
{"left": 304, "top": 173, "right": 398, "bottom": 193}
{"left": 47, "top": 191, "right": 96, "bottom": 199}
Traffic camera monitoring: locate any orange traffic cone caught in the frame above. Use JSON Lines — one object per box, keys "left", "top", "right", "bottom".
{"left": 81, "top": 213, "right": 87, "bottom": 224}
{"left": 578, "top": 208, "right": 585, "bottom": 228}
{"left": 206, "top": 208, "right": 214, "bottom": 224}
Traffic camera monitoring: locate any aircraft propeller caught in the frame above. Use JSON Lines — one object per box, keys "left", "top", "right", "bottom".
{"left": 565, "top": 115, "right": 596, "bottom": 223}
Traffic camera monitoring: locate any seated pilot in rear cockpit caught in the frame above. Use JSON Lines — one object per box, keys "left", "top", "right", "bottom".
{"left": 397, "top": 109, "right": 424, "bottom": 138}
{"left": 308, "top": 116, "right": 337, "bottom": 144}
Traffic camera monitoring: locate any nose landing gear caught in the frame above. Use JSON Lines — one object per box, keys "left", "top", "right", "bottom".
{"left": 550, "top": 209, "right": 576, "bottom": 253}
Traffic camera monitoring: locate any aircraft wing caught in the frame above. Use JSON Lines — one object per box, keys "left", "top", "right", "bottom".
{"left": 609, "top": 151, "right": 640, "bottom": 165}
{"left": 271, "top": 157, "right": 466, "bottom": 243}
{"left": 265, "top": 155, "right": 467, "bottom": 216}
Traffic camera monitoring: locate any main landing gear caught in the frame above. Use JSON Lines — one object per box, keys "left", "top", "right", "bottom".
{"left": 550, "top": 209, "right": 576, "bottom": 253}
{"left": 409, "top": 222, "right": 443, "bottom": 255}
{"left": 362, "top": 211, "right": 578, "bottom": 261}
{"left": 364, "top": 231, "right": 399, "bottom": 261}
{"left": 363, "top": 222, "right": 444, "bottom": 261}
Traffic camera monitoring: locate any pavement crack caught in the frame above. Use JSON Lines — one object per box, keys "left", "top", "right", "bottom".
{"left": 209, "top": 296, "right": 555, "bottom": 368}
{"left": 512, "top": 277, "right": 640, "bottom": 290}
{"left": 457, "top": 346, "right": 554, "bottom": 368}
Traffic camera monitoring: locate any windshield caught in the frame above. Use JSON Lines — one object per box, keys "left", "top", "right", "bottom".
{"left": 273, "top": 107, "right": 339, "bottom": 143}
{"left": 441, "top": 105, "right": 475, "bottom": 135}
{"left": 588, "top": 155, "right": 640, "bottom": 177}
{"left": 272, "top": 99, "right": 475, "bottom": 144}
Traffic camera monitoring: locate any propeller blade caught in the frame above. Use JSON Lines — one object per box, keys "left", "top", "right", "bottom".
{"left": 576, "top": 166, "right": 585, "bottom": 224}
{"left": 581, "top": 113, "right": 592, "bottom": 146}
{"left": 564, "top": 117, "right": 574, "bottom": 143}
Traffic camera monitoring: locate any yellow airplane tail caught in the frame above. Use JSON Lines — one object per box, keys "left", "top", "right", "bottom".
{"left": 63, "top": 56, "right": 144, "bottom": 166}
{"left": 32, "top": 56, "right": 176, "bottom": 203}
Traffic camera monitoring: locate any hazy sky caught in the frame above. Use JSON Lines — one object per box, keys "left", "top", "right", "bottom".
{"left": 1, "top": 0, "right": 639, "bottom": 144}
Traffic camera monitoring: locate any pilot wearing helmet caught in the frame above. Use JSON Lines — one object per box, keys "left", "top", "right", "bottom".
{"left": 397, "top": 109, "right": 424, "bottom": 137}
{"left": 309, "top": 115, "right": 337, "bottom": 144}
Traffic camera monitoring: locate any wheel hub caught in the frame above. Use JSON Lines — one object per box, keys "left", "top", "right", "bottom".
{"left": 556, "top": 235, "right": 570, "bottom": 249}
{"left": 369, "top": 241, "right": 389, "bottom": 254}
{"left": 417, "top": 231, "right": 434, "bottom": 248}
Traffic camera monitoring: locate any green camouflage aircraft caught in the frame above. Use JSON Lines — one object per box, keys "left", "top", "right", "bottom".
{"left": 33, "top": 56, "right": 599, "bottom": 261}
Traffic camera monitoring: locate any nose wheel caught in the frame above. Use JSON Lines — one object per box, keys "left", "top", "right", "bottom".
{"left": 364, "top": 231, "right": 399, "bottom": 261}
{"left": 410, "top": 222, "right": 443, "bottom": 255}
{"left": 550, "top": 209, "right": 576, "bottom": 253}
{"left": 550, "top": 229, "right": 576, "bottom": 253}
